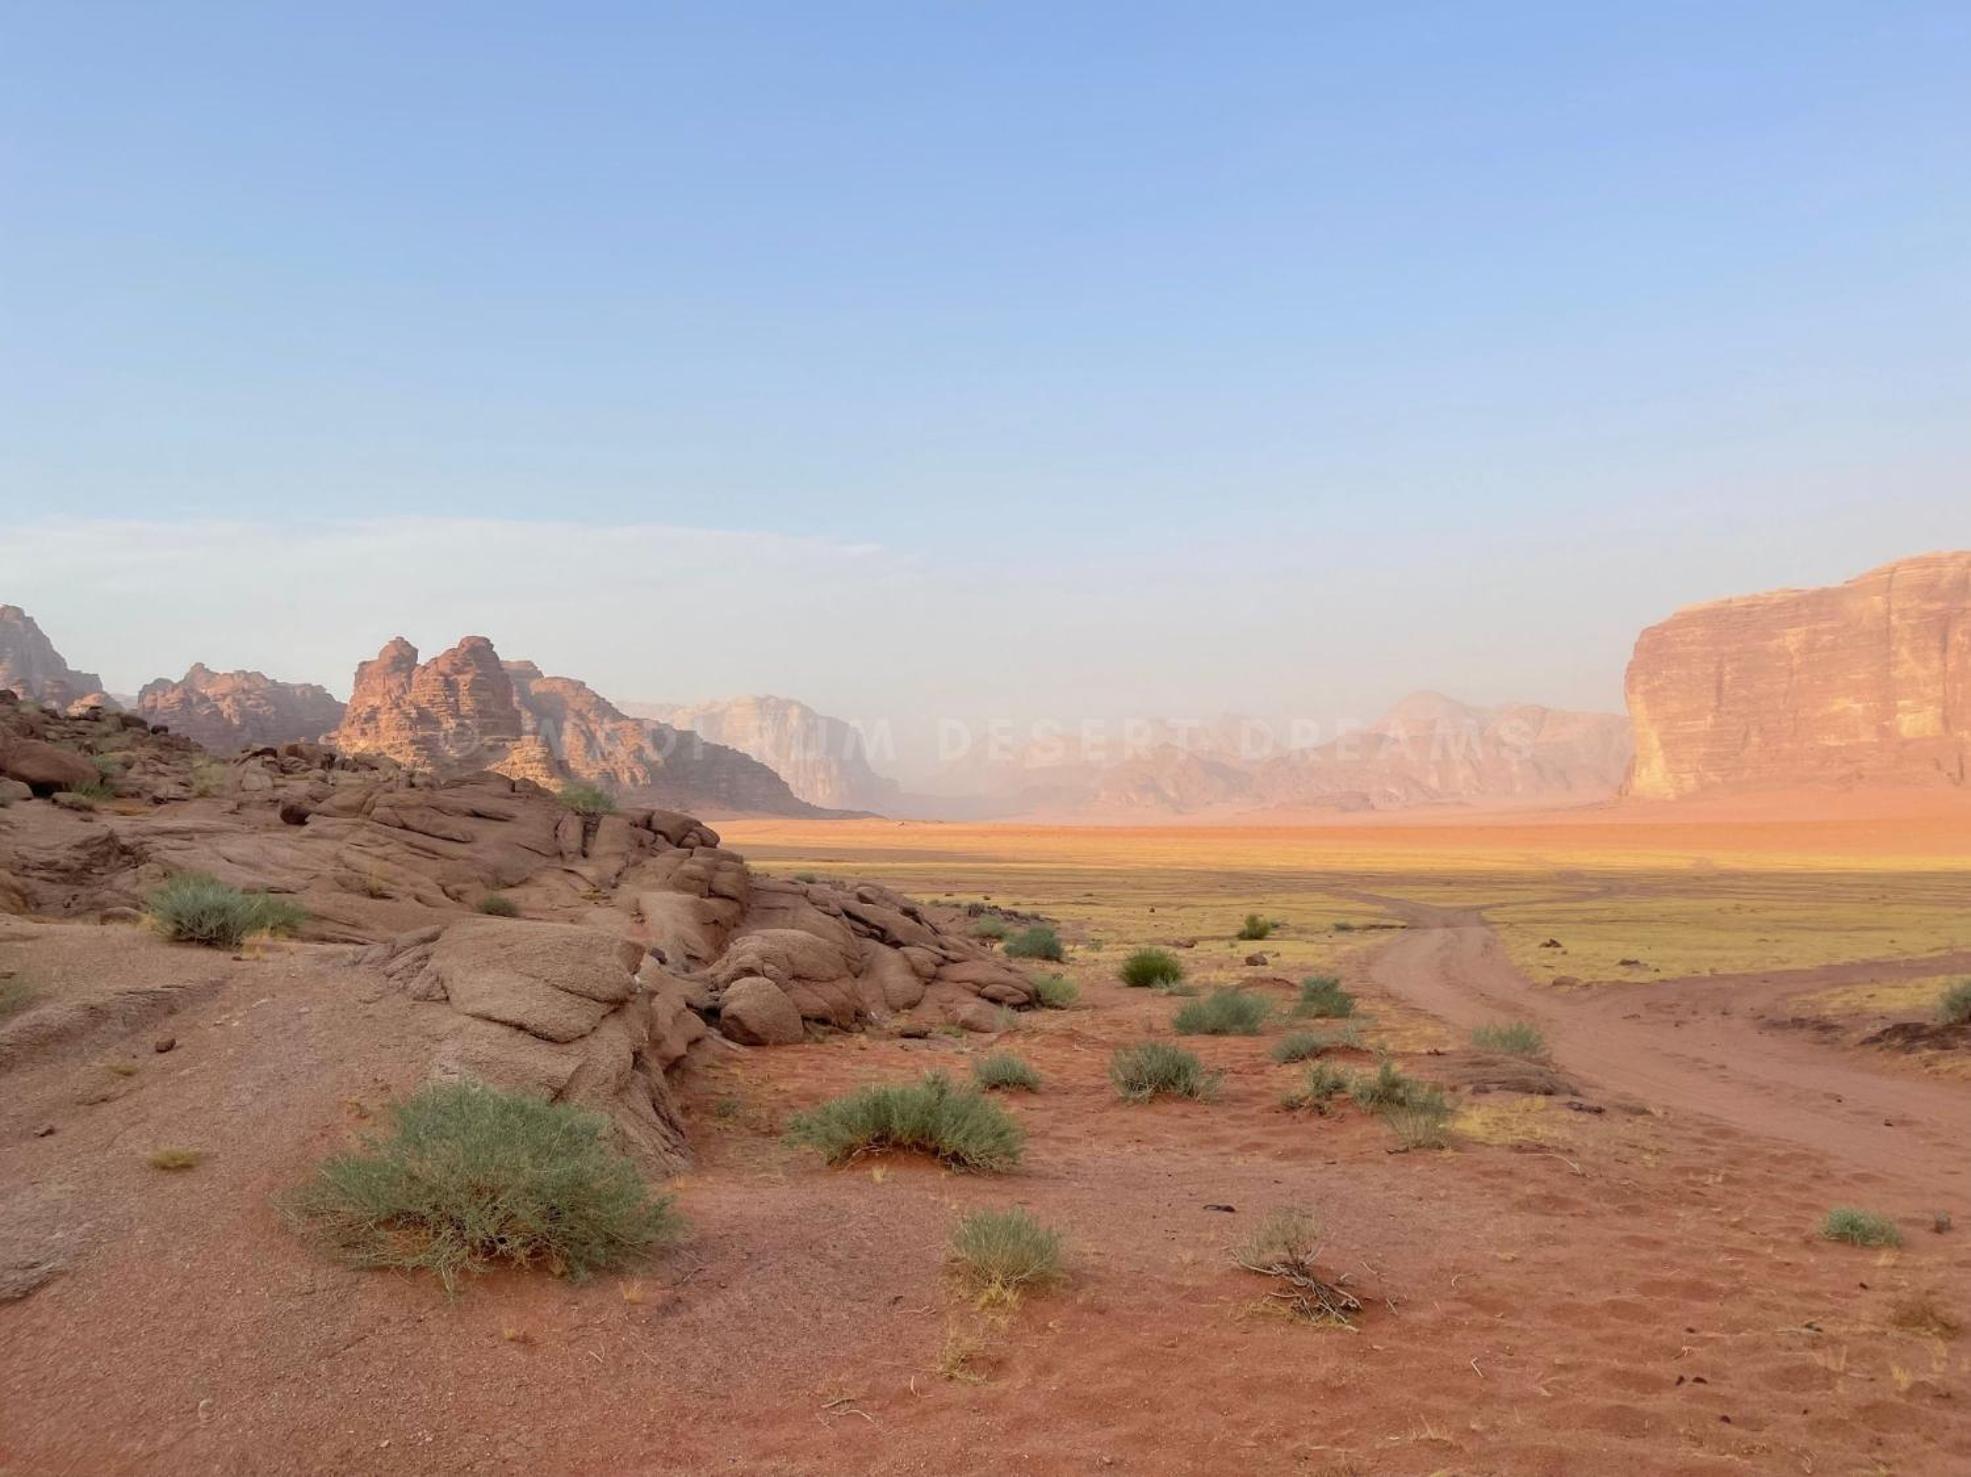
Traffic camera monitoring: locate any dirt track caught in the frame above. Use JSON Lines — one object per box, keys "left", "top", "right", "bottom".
{"left": 1359, "top": 896, "right": 1971, "bottom": 1205}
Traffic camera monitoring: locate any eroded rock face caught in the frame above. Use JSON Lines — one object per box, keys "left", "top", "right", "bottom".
{"left": 631, "top": 695, "right": 898, "bottom": 812}
{"left": 135, "top": 664, "right": 346, "bottom": 753}
{"left": 0, "top": 607, "right": 107, "bottom": 711}
{"left": 1625, "top": 553, "right": 1971, "bottom": 798}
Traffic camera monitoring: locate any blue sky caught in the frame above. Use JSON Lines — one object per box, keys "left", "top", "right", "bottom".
{"left": 2, "top": 3, "right": 1966, "bottom": 737}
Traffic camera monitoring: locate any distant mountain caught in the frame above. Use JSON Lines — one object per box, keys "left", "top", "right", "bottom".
{"left": 0, "top": 606, "right": 111, "bottom": 710}
{"left": 135, "top": 663, "right": 346, "bottom": 752}
{"left": 627, "top": 695, "right": 901, "bottom": 812}
{"left": 1625, "top": 552, "right": 1971, "bottom": 798}
{"left": 330, "top": 636, "right": 838, "bottom": 817}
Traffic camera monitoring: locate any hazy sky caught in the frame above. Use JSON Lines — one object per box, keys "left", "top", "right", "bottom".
{"left": 3, "top": 4, "right": 1966, "bottom": 737}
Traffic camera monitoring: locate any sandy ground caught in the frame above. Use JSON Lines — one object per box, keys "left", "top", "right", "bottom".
{"left": 3, "top": 821, "right": 1970, "bottom": 1475}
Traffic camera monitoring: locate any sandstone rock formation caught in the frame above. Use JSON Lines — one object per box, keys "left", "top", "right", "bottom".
{"left": 134, "top": 663, "right": 346, "bottom": 753}
{"left": 0, "top": 607, "right": 110, "bottom": 711}
{"left": 1625, "top": 552, "right": 1971, "bottom": 798}
{"left": 330, "top": 636, "right": 831, "bottom": 816}
{"left": 631, "top": 695, "right": 899, "bottom": 812}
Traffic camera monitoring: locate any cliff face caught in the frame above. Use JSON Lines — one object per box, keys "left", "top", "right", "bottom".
{"left": 632, "top": 695, "right": 899, "bottom": 812}
{"left": 1624, "top": 552, "right": 1971, "bottom": 798}
{"left": 330, "top": 637, "right": 829, "bottom": 816}
{"left": 134, "top": 664, "right": 346, "bottom": 752}
{"left": 0, "top": 606, "right": 109, "bottom": 709}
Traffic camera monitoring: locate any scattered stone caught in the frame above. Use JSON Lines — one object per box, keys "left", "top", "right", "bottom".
{"left": 1243, "top": 952, "right": 1269, "bottom": 966}
{"left": 154, "top": 1036, "right": 176, "bottom": 1054}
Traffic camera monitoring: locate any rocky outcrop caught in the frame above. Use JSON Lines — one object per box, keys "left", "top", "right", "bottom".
{"left": 135, "top": 664, "right": 346, "bottom": 753}
{"left": 329, "top": 637, "right": 831, "bottom": 816}
{"left": 1625, "top": 553, "right": 1971, "bottom": 798}
{"left": 632, "top": 695, "right": 899, "bottom": 812}
{"left": 0, "top": 607, "right": 109, "bottom": 711}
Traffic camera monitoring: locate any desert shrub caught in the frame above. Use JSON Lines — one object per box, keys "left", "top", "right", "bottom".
{"left": 65, "top": 777, "right": 115, "bottom": 803}
{"left": 1004, "top": 925, "right": 1065, "bottom": 962}
{"left": 1280, "top": 1061, "right": 1352, "bottom": 1112}
{"left": 1031, "top": 973, "right": 1079, "bottom": 1009}
{"left": 971, "top": 916, "right": 1009, "bottom": 941}
{"left": 1173, "top": 988, "right": 1269, "bottom": 1036}
{"left": 475, "top": 892, "right": 519, "bottom": 918}
{"left": 148, "top": 1147, "right": 204, "bottom": 1171}
{"left": 1232, "top": 1207, "right": 1360, "bottom": 1325}
{"left": 1938, "top": 979, "right": 1971, "bottom": 1026}
{"left": 1293, "top": 976, "right": 1356, "bottom": 1019}
{"left": 1110, "top": 1041, "right": 1219, "bottom": 1103}
{"left": 1382, "top": 1100, "right": 1454, "bottom": 1151}
{"left": 557, "top": 781, "right": 616, "bottom": 815}
{"left": 189, "top": 760, "right": 228, "bottom": 797}
{"left": 1822, "top": 1208, "right": 1903, "bottom": 1247}
{"left": 282, "top": 1081, "right": 679, "bottom": 1293}
{"left": 146, "top": 872, "right": 308, "bottom": 948}
{"left": 1331, "top": 919, "right": 1356, "bottom": 933}
{"left": 785, "top": 1071, "right": 1024, "bottom": 1171}
{"left": 1119, "top": 948, "right": 1184, "bottom": 989}
{"left": 1349, "top": 1060, "right": 1447, "bottom": 1114}
{"left": 1271, "top": 1031, "right": 1327, "bottom": 1064}
{"left": 973, "top": 1051, "right": 1041, "bottom": 1092}
{"left": 949, "top": 1207, "right": 1064, "bottom": 1300}
{"left": 1236, "top": 913, "right": 1275, "bottom": 941}
{"left": 1470, "top": 1021, "right": 1546, "bottom": 1057}
{"left": 792, "top": 870, "right": 819, "bottom": 884}
{"left": 0, "top": 978, "right": 38, "bottom": 1021}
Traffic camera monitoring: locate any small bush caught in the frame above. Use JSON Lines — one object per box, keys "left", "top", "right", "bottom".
{"left": 146, "top": 872, "right": 308, "bottom": 948}
{"left": 0, "top": 978, "right": 39, "bottom": 1021}
{"left": 1110, "top": 1041, "right": 1219, "bottom": 1103}
{"left": 282, "top": 1081, "right": 680, "bottom": 1293}
{"left": 1031, "top": 973, "right": 1078, "bottom": 1009}
{"left": 1349, "top": 1060, "right": 1447, "bottom": 1114}
{"left": 149, "top": 1147, "right": 204, "bottom": 1171}
{"left": 973, "top": 1052, "right": 1041, "bottom": 1092}
{"left": 1331, "top": 919, "right": 1356, "bottom": 933}
{"left": 1292, "top": 975, "right": 1356, "bottom": 1019}
{"left": 1119, "top": 948, "right": 1184, "bottom": 989}
{"left": 1939, "top": 979, "right": 1971, "bottom": 1026}
{"left": 1235, "top": 913, "right": 1275, "bottom": 941}
{"left": 1382, "top": 1100, "right": 1453, "bottom": 1151}
{"left": 971, "top": 916, "right": 1010, "bottom": 941}
{"left": 1822, "top": 1208, "right": 1903, "bottom": 1247}
{"left": 1281, "top": 1062, "right": 1351, "bottom": 1112}
{"left": 557, "top": 781, "right": 616, "bottom": 815}
{"left": 1173, "top": 988, "right": 1269, "bottom": 1036}
{"left": 189, "top": 760, "right": 228, "bottom": 797}
{"left": 1232, "top": 1207, "right": 1360, "bottom": 1325}
{"left": 66, "top": 777, "right": 115, "bottom": 803}
{"left": 476, "top": 893, "right": 519, "bottom": 918}
{"left": 785, "top": 1072, "right": 1024, "bottom": 1171}
{"left": 1470, "top": 1021, "right": 1546, "bottom": 1057}
{"left": 1271, "top": 1031, "right": 1327, "bottom": 1064}
{"left": 1004, "top": 925, "right": 1065, "bottom": 962}
{"left": 949, "top": 1207, "right": 1064, "bottom": 1300}
{"left": 792, "top": 870, "right": 819, "bottom": 884}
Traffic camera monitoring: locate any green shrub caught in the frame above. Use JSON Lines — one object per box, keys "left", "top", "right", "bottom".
{"left": 1331, "top": 919, "right": 1356, "bottom": 933}
{"left": 146, "top": 872, "right": 308, "bottom": 948}
{"left": 1822, "top": 1208, "right": 1902, "bottom": 1247}
{"left": 1293, "top": 975, "right": 1356, "bottom": 1019}
{"left": 792, "top": 871, "right": 819, "bottom": 884}
{"left": 475, "top": 893, "right": 519, "bottom": 918}
{"left": 1470, "top": 1021, "right": 1546, "bottom": 1057}
{"left": 1280, "top": 1062, "right": 1351, "bottom": 1112}
{"left": 1119, "top": 948, "right": 1184, "bottom": 989}
{"left": 973, "top": 1052, "right": 1041, "bottom": 1092}
{"left": 66, "top": 777, "right": 115, "bottom": 803}
{"left": 971, "top": 916, "right": 1010, "bottom": 941}
{"left": 1109, "top": 1041, "right": 1219, "bottom": 1103}
{"left": 1004, "top": 925, "right": 1065, "bottom": 962}
{"left": 1232, "top": 1207, "right": 1360, "bottom": 1324}
{"left": 785, "top": 1071, "right": 1024, "bottom": 1171}
{"left": 1939, "top": 979, "right": 1971, "bottom": 1026}
{"left": 281, "top": 1081, "right": 679, "bottom": 1293}
{"left": 1349, "top": 1060, "right": 1447, "bottom": 1114}
{"left": 189, "top": 760, "right": 228, "bottom": 797}
{"left": 1235, "top": 913, "right": 1275, "bottom": 941}
{"left": 949, "top": 1207, "right": 1064, "bottom": 1299}
{"left": 1382, "top": 1100, "right": 1454, "bottom": 1151}
{"left": 1031, "top": 973, "right": 1079, "bottom": 1009}
{"left": 1172, "top": 988, "right": 1269, "bottom": 1036}
{"left": 1271, "top": 1031, "right": 1326, "bottom": 1064}
{"left": 557, "top": 781, "right": 616, "bottom": 815}
{"left": 0, "top": 978, "right": 40, "bottom": 1021}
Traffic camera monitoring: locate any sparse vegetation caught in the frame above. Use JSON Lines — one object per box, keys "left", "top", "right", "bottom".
{"left": 1822, "top": 1207, "right": 1902, "bottom": 1247}
{"left": 971, "top": 916, "right": 1010, "bottom": 941}
{"left": 973, "top": 1051, "right": 1041, "bottom": 1092}
{"left": 1939, "top": 979, "right": 1971, "bottom": 1026}
{"left": 282, "top": 1081, "right": 680, "bottom": 1293}
{"left": 1381, "top": 1099, "right": 1454, "bottom": 1150}
{"left": 189, "top": 760, "right": 228, "bottom": 797}
{"left": 1280, "top": 1062, "right": 1351, "bottom": 1112}
{"left": 557, "top": 781, "right": 616, "bottom": 815}
{"left": 1271, "top": 1030, "right": 1326, "bottom": 1064}
{"left": 1235, "top": 913, "right": 1275, "bottom": 941}
{"left": 785, "top": 1071, "right": 1025, "bottom": 1171}
{"left": 146, "top": 872, "right": 308, "bottom": 948}
{"left": 1173, "top": 987, "right": 1269, "bottom": 1036}
{"left": 1031, "top": 972, "right": 1078, "bottom": 1009}
{"left": 1348, "top": 1059, "right": 1447, "bottom": 1114}
{"left": 1003, "top": 924, "right": 1065, "bottom": 962}
{"left": 1470, "top": 1021, "right": 1547, "bottom": 1057}
{"left": 1119, "top": 947, "right": 1184, "bottom": 989}
{"left": 65, "top": 777, "right": 115, "bottom": 803}
{"left": 1110, "top": 1041, "right": 1219, "bottom": 1103}
{"left": 0, "top": 977, "right": 39, "bottom": 1021}
{"left": 1292, "top": 975, "right": 1356, "bottom": 1019}
{"left": 949, "top": 1207, "right": 1064, "bottom": 1301}
{"left": 792, "top": 871, "right": 819, "bottom": 884}
{"left": 1232, "top": 1207, "right": 1361, "bottom": 1326}
{"left": 148, "top": 1147, "right": 204, "bottom": 1171}
{"left": 1331, "top": 919, "right": 1356, "bottom": 933}
{"left": 475, "top": 892, "right": 519, "bottom": 917}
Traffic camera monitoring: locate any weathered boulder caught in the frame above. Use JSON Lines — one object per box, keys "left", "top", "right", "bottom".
{"left": 0, "top": 739, "right": 97, "bottom": 795}
{"left": 717, "top": 976, "right": 805, "bottom": 1045}
{"left": 409, "top": 918, "right": 643, "bottom": 1043}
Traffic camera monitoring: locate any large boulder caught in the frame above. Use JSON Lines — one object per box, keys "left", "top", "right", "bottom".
{"left": 718, "top": 976, "right": 805, "bottom": 1046}
{"left": 409, "top": 918, "right": 643, "bottom": 1043}
{"left": 0, "top": 739, "right": 97, "bottom": 795}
